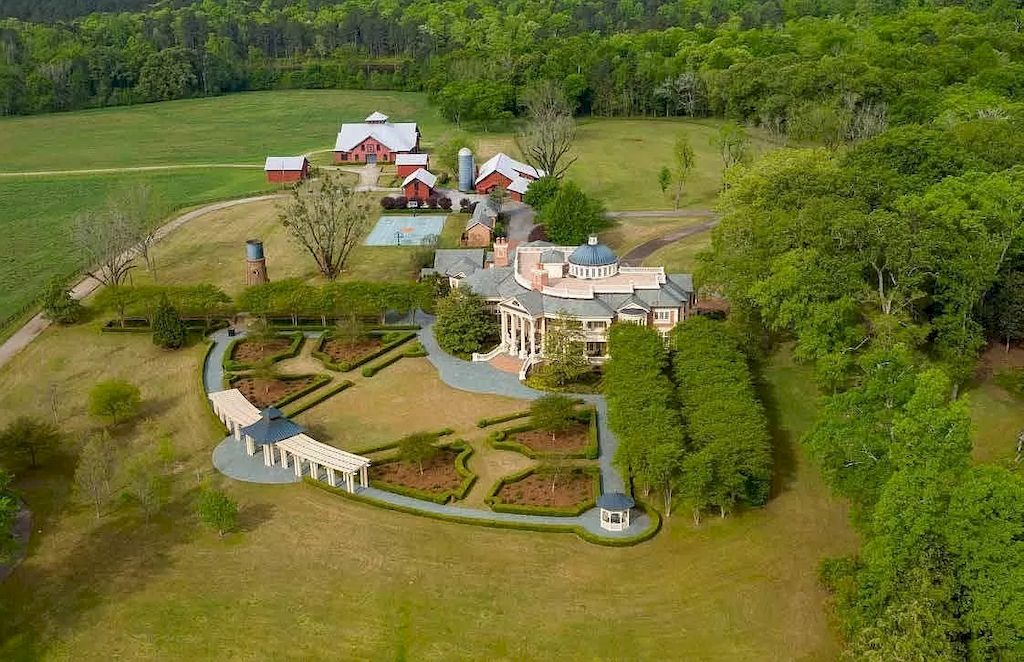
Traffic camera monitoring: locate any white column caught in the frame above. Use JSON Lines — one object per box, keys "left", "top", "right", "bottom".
{"left": 359, "top": 466, "right": 368, "bottom": 488}
{"left": 327, "top": 467, "right": 337, "bottom": 487}
{"left": 529, "top": 318, "right": 537, "bottom": 356}
{"left": 233, "top": 423, "right": 242, "bottom": 441}
{"left": 263, "top": 445, "right": 272, "bottom": 467}
{"left": 280, "top": 448, "right": 289, "bottom": 469}
{"left": 346, "top": 473, "right": 355, "bottom": 493}
{"left": 309, "top": 462, "right": 319, "bottom": 481}
{"left": 509, "top": 313, "right": 518, "bottom": 355}
{"left": 245, "top": 436, "right": 255, "bottom": 456}
{"left": 293, "top": 455, "right": 303, "bottom": 478}
{"left": 520, "top": 317, "right": 528, "bottom": 357}
{"left": 500, "top": 310, "right": 508, "bottom": 348}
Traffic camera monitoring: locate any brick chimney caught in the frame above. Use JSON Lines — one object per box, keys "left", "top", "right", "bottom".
{"left": 531, "top": 265, "right": 549, "bottom": 291}
{"left": 493, "top": 237, "right": 509, "bottom": 267}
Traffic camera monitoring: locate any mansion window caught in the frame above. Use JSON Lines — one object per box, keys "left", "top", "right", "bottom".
{"left": 585, "top": 321, "right": 608, "bottom": 331}
{"left": 654, "top": 309, "right": 672, "bottom": 322}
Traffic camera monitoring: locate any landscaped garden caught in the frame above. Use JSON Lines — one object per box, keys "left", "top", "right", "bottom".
{"left": 487, "top": 466, "right": 600, "bottom": 516}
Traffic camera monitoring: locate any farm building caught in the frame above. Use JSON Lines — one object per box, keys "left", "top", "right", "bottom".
{"left": 463, "top": 197, "right": 499, "bottom": 247}
{"left": 396, "top": 153, "right": 430, "bottom": 177}
{"left": 475, "top": 153, "right": 545, "bottom": 200}
{"left": 264, "top": 156, "right": 310, "bottom": 183}
{"left": 333, "top": 111, "right": 420, "bottom": 164}
{"left": 402, "top": 168, "right": 438, "bottom": 202}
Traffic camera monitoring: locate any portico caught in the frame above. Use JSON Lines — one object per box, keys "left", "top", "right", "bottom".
{"left": 499, "top": 307, "right": 541, "bottom": 359}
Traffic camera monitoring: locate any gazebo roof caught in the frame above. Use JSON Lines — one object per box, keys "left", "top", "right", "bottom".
{"left": 240, "top": 407, "right": 304, "bottom": 445}
{"left": 597, "top": 492, "right": 636, "bottom": 511}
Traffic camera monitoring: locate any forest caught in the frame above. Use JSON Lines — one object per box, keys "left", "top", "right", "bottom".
{"left": 0, "top": 0, "right": 1021, "bottom": 144}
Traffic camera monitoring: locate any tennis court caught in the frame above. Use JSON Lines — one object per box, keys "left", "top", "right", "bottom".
{"left": 364, "top": 215, "right": 447, "bottom": 246}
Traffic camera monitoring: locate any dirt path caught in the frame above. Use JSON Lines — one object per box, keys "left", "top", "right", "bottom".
{"left": 0, "top": 194, "right": 286, "bottom": 371}
{"left": 618, "top": 218, "right": 720, "bottom": 266}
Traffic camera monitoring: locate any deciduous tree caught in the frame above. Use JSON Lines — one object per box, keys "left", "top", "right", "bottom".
{"left": 88, "top": 380, "right": 141, "bottom": 427}
{"left": 196, "top": 487, "right": 239, "bottom": 537}
{"left": 516, "top": 80, "right": 577, "bottom": 179}
{"left": 280, "top": 174, "right": 371, "bottom": 280}
{"left": 75, "top": 432, "right": 115, "bottom": 518}
{"left": 0, "top": 416, "right": 61, "bottom": 470}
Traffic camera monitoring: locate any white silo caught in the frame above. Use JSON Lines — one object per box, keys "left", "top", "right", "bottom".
{"left": 458, "top": 147, "right": 475, "bottom": 192}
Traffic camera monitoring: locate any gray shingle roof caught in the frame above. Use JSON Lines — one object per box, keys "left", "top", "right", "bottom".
{"left": 433, "top": 249, "right": 485, "bottom": 277}
{"left": 241, "top": 408, "right": 304, "bottom": 445}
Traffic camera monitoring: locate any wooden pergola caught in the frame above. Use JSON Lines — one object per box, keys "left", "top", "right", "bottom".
{"left": 208, "top": 389, "right": 370, "bottom": 492}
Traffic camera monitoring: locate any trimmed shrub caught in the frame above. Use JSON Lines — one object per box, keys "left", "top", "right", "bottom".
{"left": 439, "top": 197, "right": 453, "bottom": 211}
{"left": 476, "top": 410, "right": 531, "bottom": 428}
{"left": 361, "top": 342, "right": 427, "bottom": 377}
{"left": 312, "top": 330, "right": 416, "bottom": 372}
{"left": 484, "top": 465, "right": 601, "bottom": 517}
{"left": 222, "top": 331, "right": 303, "bottom": 372}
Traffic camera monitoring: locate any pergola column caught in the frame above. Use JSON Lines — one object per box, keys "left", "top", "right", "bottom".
{"left": 309, "top": 461, "right": 319, "bottom": 481}
{"left": 280, "top": 448, "right": 289, "bottom": 469}
{"left": 293, "top": 455, "right": 303, "bottom": 478}
{"left": 233, "top": 423, "right": 242, "bottom": 441}
{"left": 346, "top": 472, "right": 355, "bottom": 493}
{"left": 245, "top": 436, "right": 255, "bottom": 456}
{"left": 263, "top": 445, "right": 273, "bottom": 467}
{"left": 359, "top": 466, "right": 368, "bottom": 488}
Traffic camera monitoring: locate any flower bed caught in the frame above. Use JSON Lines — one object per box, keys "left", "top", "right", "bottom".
{"left": 485, "top": 465, "right": 601, "bottom": 517}
{"left": 488, "top": 407, "right": 599, "bottom": 459}
{"left": 228, "top": 373, "right": 330, "bottom": 409}
{"left": 312, "top": 330, "right": 415, "bottom": 371}
{"left": 369, "top": 442, "right": 475, "bottom": 504}
{"left": 223, "top": 332, "right": 303, "bottom": 371}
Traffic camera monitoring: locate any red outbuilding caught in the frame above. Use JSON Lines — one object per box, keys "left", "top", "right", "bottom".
{"left": 264, "top": 156, "right": 310, "bottom": 183}
{"left": 402, "top": 168, "right": 438, "bottom": 202}
{"left": 474, "top": 153, "right": 545, "bottom": 195}
{"left": 396, "top": 153, "right": 430, "bottom": 178}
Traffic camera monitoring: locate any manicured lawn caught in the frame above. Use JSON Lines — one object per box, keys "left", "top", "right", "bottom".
{"left": 642, "top": 232, "right": 712, "bottom": 274}
{"left": 0, "top": 90, "right": 445, "bottom": 171}
{"left": 968, "top": 344, "right": 1024, "bottom": 464}
{"left": 0, "top": 321, "right": 857, "bottom": 658}
{"left": 132, "top": 198, "right": 423, "bottom": 297}
{"left": 0, "top": 170, "right": 275, "bottom": 324}
{"left": 600, "top": 214, "right": 711, "bottom": 255}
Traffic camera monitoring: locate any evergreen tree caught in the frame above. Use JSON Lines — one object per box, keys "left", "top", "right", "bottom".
{"left": 41, "top": 276, "right": 83, "bottom": 324}
{"left": 433, "top": 288, "right": 497, "bottom": 357}
{"left": 537, "top": 181, "right": 609, "bottom": 245}
{"left": 151, "top": 294, "right": 186, "bottom": 349}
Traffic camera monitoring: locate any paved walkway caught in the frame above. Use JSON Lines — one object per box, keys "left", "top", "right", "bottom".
{"left": 203, "top": 321, "right": 646, "bottom": 540}
{"left": 0, "top": 194, "right": 286, "bottom": 372}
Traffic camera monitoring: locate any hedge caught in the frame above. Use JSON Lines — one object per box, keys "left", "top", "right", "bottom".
{"left": 227, "top": 373, "right": 331, "bottom": 409}
{"left": 222, "top": 331, "right": 304, "bottom": 371}
{"left": 356, "top": 428, "right": 454, "bottom": 456}
{"left": 488, "top": 408, "right": 599, "bottom": 460}
{"left": 283, "top": 380, "right": 354, "bottom": 417}
{"left": 368, "top": 441, "right": 476, "bottom": 504}
{"left": 360, "top": 342, "right": 427, "bottom": 378}
{"left": 312, "top": 330, "right": 416, "bottom": 372}
{"left": 102, "top": 317, "right": 230, "bottom": 334}
{"left": 303, "top": 478, "right": 662, "bottom": 546}
{"left": 484, "top": 465, "right": 602, "bottom": 517}
{"left": 476, "top": 410, "right": 531, "bottom": 428}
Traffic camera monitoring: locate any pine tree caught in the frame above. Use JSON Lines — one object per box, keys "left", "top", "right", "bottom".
{"left": 152, "top": 294, "right": 186, "bottom": 349}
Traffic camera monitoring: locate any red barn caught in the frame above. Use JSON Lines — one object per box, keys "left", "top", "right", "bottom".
{"left": 333, "top": 111, "right": 420, "bottom": 164}
{"left": 264, "top": 156, "right": 310, "bottom": 183}
{"left": 474, "top": 153, "right": 545, "bottom": 195}
{"left": 396, "top": 153, "right": 430, "bottom": 178}
{"left": 402, "top": 168, "right": 438, "bottom": 202}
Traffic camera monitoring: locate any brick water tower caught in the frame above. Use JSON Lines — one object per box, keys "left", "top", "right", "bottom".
{"left": 245, "top": 239, "right": 269, "bottom": 286}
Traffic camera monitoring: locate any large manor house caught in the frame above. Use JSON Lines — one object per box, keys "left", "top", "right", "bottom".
{"left": 430, "top": 236, "right": 695, "bottom": 362}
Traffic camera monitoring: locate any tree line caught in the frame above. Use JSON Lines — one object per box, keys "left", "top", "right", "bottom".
{"left": 0, "top": 0, "right": 1020, "bottom": 146}
{"left": 605, "top": 317, "right": 771, "bottom": 523}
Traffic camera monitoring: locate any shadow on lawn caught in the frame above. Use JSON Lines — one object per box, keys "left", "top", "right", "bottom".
{"left": 755, "top": 366, "right": 800, "bottom": 499}
{"left": 0, "top": 492, "right": 199, "bottom": 660}
{"left": 238, "top": 501, "right": 276, "bottom": 533}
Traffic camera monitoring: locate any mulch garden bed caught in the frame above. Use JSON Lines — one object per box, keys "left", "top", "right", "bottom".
{"left": 512, "top": 423, "right": 589, "bottom": 454}
{"left": 497, "top": 471, "right": 595, "bottom": 509}
{"left": 231, "top": 338, "right": 292, "bottom": 363}
{"left": 320, "top": 337, "right": 382, "bottom": 363}
{"left": 233, "top": 376, "right": 318, "bottom": 408}
{"left": 370, "top": 450, "right": 461, "bottom": 494}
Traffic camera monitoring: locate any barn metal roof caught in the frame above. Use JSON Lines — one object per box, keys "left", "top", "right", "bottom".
{"left": 401, "top": 168, "right": 437, "bottom": 189}
{"left": 395, "top": 153, "right": 429, "bottom": 166}
{"left": 474, "top": 153, "right": 545, "bottom": 185}
{"left": 335, "top": 121, "right": 419, "bottom": 152}
{"left": 264, "top": 156, "right": 307, "bottom": 171}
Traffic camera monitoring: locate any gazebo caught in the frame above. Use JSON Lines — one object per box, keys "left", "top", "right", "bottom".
{"left": 240, "top": 407, "right": 304, "bottom": 465}
{"left": 597, "top": 492, "right": 635, "bottom": 532}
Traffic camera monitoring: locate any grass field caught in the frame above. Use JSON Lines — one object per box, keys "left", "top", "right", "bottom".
{"left": 643, "top": 232, "right": 713, "bottom": 274}
{"left": 0, "top": 171, "right": 276, "bottom": 323}
{"left": 0, "top": 90, "right": 444, "bottom": 171}
{"left": 0, "top": 319, "right": 856, "bottom": 659}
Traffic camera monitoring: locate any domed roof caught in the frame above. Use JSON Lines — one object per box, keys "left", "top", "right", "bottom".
{"left": 568, "top": 236, "right": 617, "bottom": 267}
{"left": 458, "top": 147, "right": 473, "bottom": 156}
{"left": 540, "top": 249, "right": 564, "bottom": 264}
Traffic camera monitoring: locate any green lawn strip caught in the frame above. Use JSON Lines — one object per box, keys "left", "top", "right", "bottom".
{"left": 368, "top": 441, "right": 476, "bottom": 504}
{"left": 311, "top": 330, "right": 416, "bottom": 371}
{"left": 303, "top": 477, "right": 662, "bottom": 547}
{"left": 360, "top": 341, "right": 428, "bottom": 377}
{"left": 484, "top": 465, "right": 602, "bottom": 517}
{"left": 281, "top": 379, "right": 355, "bottom": 418}
{"left": 355, "top": 428, "right": 455, "bottom": 456}
{"left": 487, "top": 407, "right": 599, "bottom": 460}
{"left": 222, "top": 332, "right": 304, "bottom": 371}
